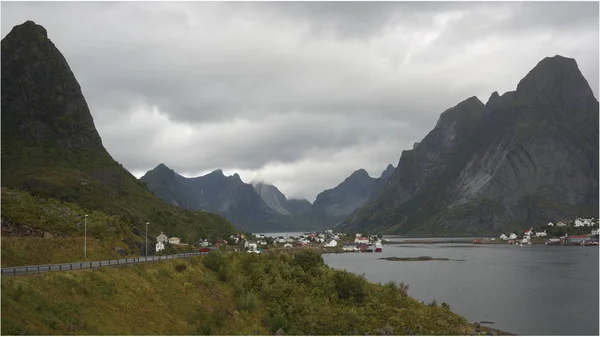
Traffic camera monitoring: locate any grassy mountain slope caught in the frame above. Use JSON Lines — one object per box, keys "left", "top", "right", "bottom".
{"left": 1, "top": 20, "right": 236, "bottom": 254}
{"left": 1, "top": 250, "right": 475, "bottom": 335}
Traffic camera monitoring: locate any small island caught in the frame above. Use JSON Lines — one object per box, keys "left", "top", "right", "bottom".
{"left": 380, "top": 256, "right": 466, "bottom": 262}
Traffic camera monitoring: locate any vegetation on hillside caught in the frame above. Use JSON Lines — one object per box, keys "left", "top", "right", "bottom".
{"left": 1, "top": 250, "right": 474, "bottom": 335}
{"left": 1, "top": 187, "right": 235, "bottom": 266}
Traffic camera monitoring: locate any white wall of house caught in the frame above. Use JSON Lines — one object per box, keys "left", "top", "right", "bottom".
{"left": 168, "top": 237, "right": 181, "bottom": 244}
{"left": 324, "top": 239, "right": 338, "bottom": 247}
{"left": 157, "top": 233, "right": 169, "bottom": 244}
{"left": 156, "top": 241, "right": 165, "bottom": 252}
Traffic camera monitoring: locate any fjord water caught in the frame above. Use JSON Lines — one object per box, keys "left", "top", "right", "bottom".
{"left": 323, "top": 243, "right": 599, "bottom": 336}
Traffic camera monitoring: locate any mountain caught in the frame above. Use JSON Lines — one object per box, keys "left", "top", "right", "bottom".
{"left": 1, "top": 21, "right": 236, "bottom": 245}
{"left": 286, "top": 198, "right": 313, "bottom": 215}
{"left": 140, "top": 164, "right": 300, "bottom": 232}
{"left": 251, "top": 181, "right": 291, "bottom": 215}
{"left": 140, "top": 163, "right": 395, "bottom": 231}
{"left": 308, "top": 165, "right": 395, "bottom": 227}
{"left": 341, "top": 55, "right": 599, "bottom": 235}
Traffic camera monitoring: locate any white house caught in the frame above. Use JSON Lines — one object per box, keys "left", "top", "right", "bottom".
{"left": 155, "top": 241, "right": 165, "bottom": 252}
{"left": 283, "top": 243, "right": 292, "bottom": 248}
{"left": 524, "top": 228, "right": 534, "bottom": 236}
{"left": 499, "top": 234, "right": 508, "bottom": 240}
{"left": 574, "top": 219, "right": 584, "bottom": 227}
{"left": 355, "top": 233, "right": 363, "bottom": 238}
{"left": 535, "top": 230, "right": 547, "bottom": 237}
{"left": 547, "top": 222, "right": 554, "bottom": 227}
{"left": 556, "top": 222, "right": 567, "bottom": 227}
{"left": 354, "top": 237, "right": 369, "bottom": 244}
{"left": 156, "top": 232, "right": 169, "bottom": 244}
{"left": 168, "top": 237, "right": 181, "bottom": 244}
{"left": 324, "top": 239, "right": 338, "bottom": 247}
{"left": 199, "top": 239, "right": 210, "bottom": 247}
{"left": 508, "top": 233, "right": 518, "bottom": 240}
{"left": 591, "top": 228, "right": 599, "bottom": 236}
{"left": 247, "top": 242, "right": 258, "bottom": 251}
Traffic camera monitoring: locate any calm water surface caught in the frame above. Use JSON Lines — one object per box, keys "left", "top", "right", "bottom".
{"left": 323, "top": 243, "right": 599, "bottom": 336}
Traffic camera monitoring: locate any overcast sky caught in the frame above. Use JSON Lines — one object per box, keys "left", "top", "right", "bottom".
{"left": 2, "top": 1, "right": 599, "bottom": 202}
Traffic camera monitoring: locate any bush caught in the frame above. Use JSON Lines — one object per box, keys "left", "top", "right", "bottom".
{"left": 202, "top": 251, "right": 225, "bottom": 272}
{"left": 235, "top": 291, "right": 259, "bottom": 312}
{"left": 292, "top": 250, "right": 323, "bottom": 274}
{"left": 333, "top": 270, "right": 366, "bottom": 303}
{"left": 175, "top": 263, "right": 187, "bottom": 273}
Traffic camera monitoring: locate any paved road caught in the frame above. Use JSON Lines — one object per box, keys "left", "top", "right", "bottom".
{"left": 1, "top": 252, "right": 208, "bottom": 277}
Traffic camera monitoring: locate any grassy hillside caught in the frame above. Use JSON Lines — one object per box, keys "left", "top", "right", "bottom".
{"left": 1, "top": 250, "right": 475, "bottom": 335}
{"left": 1, "top": 187, "right": 233, "bottom": 266}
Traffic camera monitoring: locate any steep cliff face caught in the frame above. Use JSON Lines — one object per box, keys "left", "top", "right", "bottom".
{"left": 342, "top": 55, "right": 598, "bottom": 235}
{"left": 252, "top": 182, "right": 291, "bottom": 215}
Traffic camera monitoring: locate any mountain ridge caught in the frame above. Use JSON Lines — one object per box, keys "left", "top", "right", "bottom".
{"left": 341, "top": 55, "right": 599, "bottom": 235}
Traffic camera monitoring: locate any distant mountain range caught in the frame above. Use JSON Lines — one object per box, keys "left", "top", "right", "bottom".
{"left": 339, "top": 55, "right": 599, "bottom": 236}
{"left": 140, "top": 164, "right": 395, "bottom": 232}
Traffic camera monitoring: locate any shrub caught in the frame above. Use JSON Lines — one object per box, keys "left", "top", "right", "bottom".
{"left": 202, "top": 251, "right": 225, "bottom": 272}
{"left": 235, "top": 291, "right": 259, "bottom": 312}
{"left": 175, "top": 263, "right": 187, "bottom": 273}
{"left": 292, "top": 250, "right": 323, "bottom": 274}
{"left": 333, "top": 270, "right": 366, "bottom": 303}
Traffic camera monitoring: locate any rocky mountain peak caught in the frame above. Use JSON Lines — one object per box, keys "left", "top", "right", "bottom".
{"left": 436, "top": 96, "right": 484, "bottom": 128}
{"left": 2, "top": 21, "right": 103, "bottom": 150}
{"left": 4, "top": 20, "right": 47, "bottom": 41}
{"left": 348, "top": 168, "right": 371, "bottom": 180}
{"left": 379, "top": 164, "right": 395, "bottom": 180}
{"left": 516, "top": 55, "right": 594, "bottom": 104}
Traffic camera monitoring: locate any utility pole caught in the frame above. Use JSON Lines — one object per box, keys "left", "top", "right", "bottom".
{"left": 146, "top": 222, "right": 150, "bottom": 257}
{"left": 84, "top": 214, "right": 88, "bottom": 259}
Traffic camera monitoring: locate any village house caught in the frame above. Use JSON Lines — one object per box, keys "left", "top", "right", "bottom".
{"left": 355, "top": 233, "right": 363, "bottom": 238}
{"left": 535, "top": 230, "right": 547, "bottom": 237}
{"left": 575, "top": 219, "right": 585, "bottom": 227}
{"left": 168, "top": 237, "right": 181, "bottom": 245}
{"left": 155, "top": 241, "right": 165, "bottom": 252}
{"left": 343, "top": 243, "right": 357, "bottom": 251}
{"left": 156, "top": 232, "right": 169, "bottom": 244}
{"left": 547, "top": 222, "right": 554, "bottom": 227}
{"left": 499, "top": 234, "right": 508, "bottom": 240}
{"left": 556, "top": 221, "right": 567, "bottom": 227}
{"left": 524, "top": 228, "right": 534, "bottom": 236}
{"left": 591, "top": 228, "right": 599, "bottom": 236}
{"left": 565, "top": 235, "right": 590, "bottom": 245}
{"left": 283, "top": 243, "right": 292, "bottom": 248}
{"left": 508, "top": 233, "right": 518, "bottom": 240}
{"left": 354, "top": 237, "right": 369, "bottom": 244}
{"left": 324, "top": 239, "right": 338, "bottom": 247}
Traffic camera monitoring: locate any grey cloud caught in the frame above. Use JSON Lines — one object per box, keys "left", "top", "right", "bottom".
{"left": 2, "top": 1, "right": 598, "bottom": 200}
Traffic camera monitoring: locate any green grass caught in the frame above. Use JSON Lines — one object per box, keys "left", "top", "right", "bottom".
{"left": 1, "top": 250, "right": 475, "bottom": 335}
{"left": 1, "top": 139, "right": 237, "bottom": 245}
{"left": 0, "top": 187, "right": 235, "bottom": 266}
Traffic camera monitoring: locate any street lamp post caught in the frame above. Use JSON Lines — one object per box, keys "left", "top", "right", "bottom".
{"left": 84, "top": 214, "right": 88, "bottom": 259}
{"left": 146, "top": 222, "right": 150, "bottom": 257}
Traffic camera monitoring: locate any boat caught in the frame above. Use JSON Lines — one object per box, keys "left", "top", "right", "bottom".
{"left": 581, "top": 241, "right": 599, "bottom": 246}
{"left": 375, "top": 242, "right": 383, "bottom": 252}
